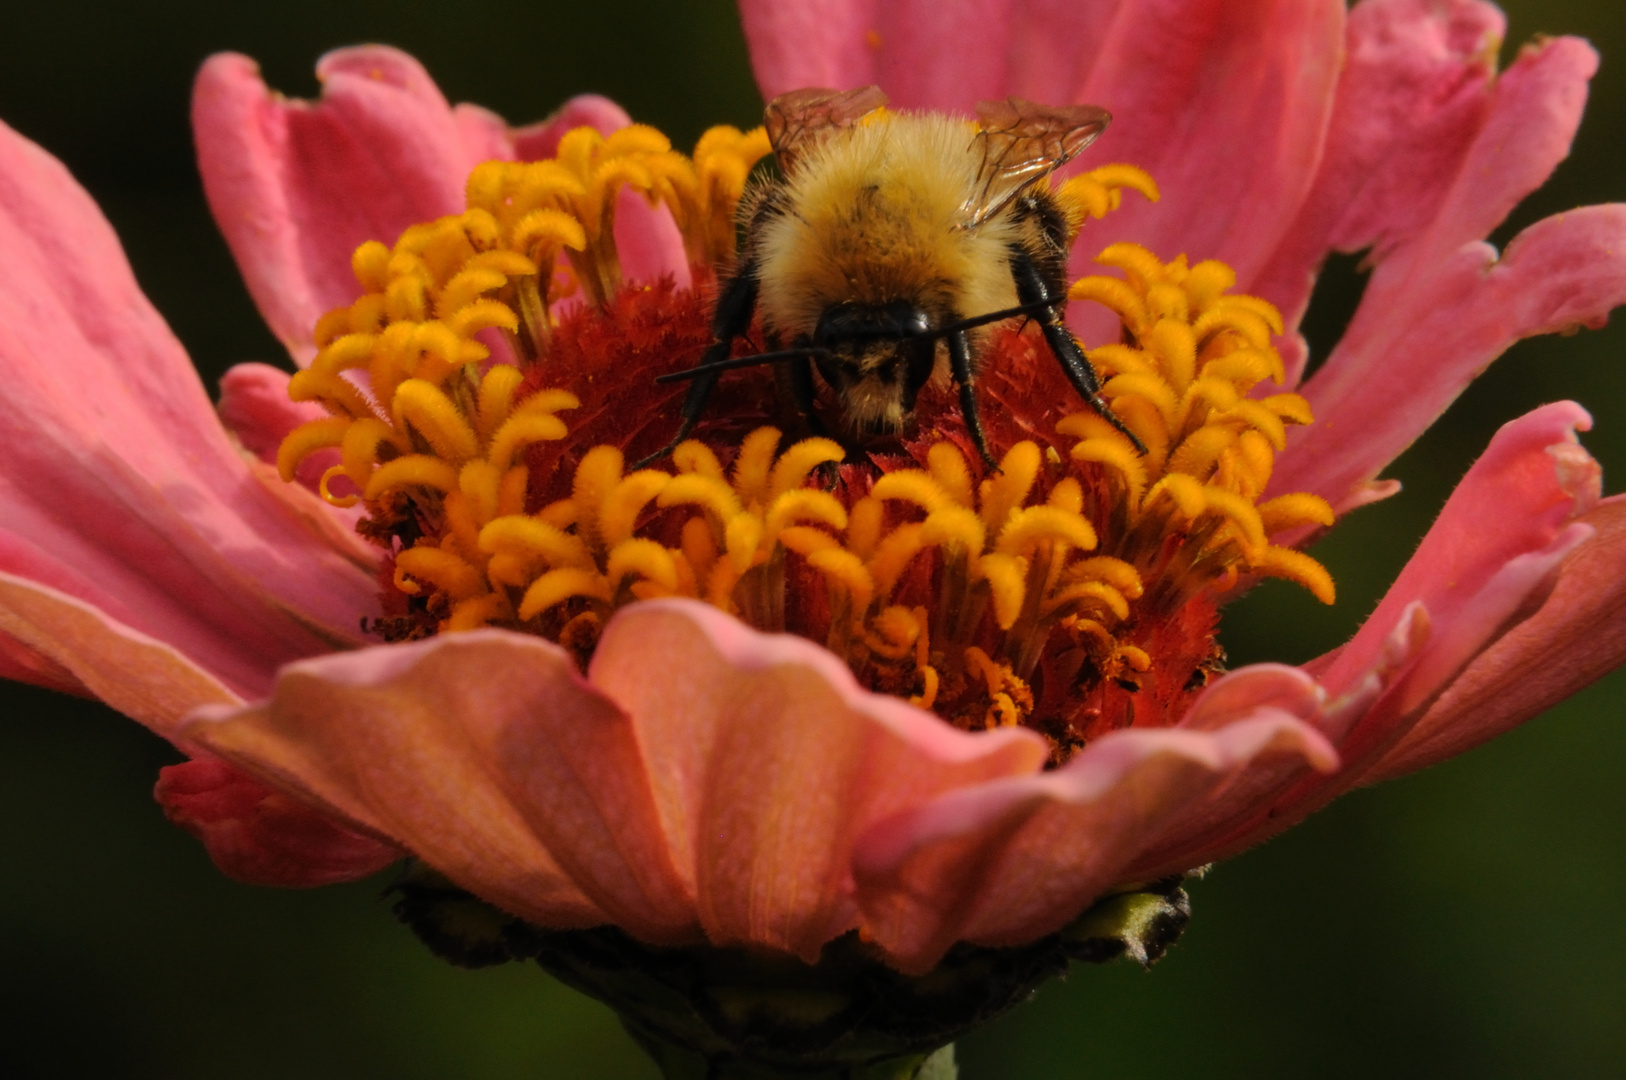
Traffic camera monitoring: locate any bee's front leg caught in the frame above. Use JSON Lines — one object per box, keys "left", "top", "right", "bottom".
{"left": 634, "top": 263, "right": 760, "bottom": 468}
{"left": 948, "top": 328, "right": 1000, "bottom": 471}
{"left": 1008, "top": 251, "right": 1147, "bottom": 454}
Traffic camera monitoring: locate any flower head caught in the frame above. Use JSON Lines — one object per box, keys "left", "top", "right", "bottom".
{"left": 1, "top": 0, "right": 1624, "bottom": 1016}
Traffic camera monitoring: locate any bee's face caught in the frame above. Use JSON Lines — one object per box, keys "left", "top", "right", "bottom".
{"left": 810, "top": 302, "right": 940, "bottom": 433}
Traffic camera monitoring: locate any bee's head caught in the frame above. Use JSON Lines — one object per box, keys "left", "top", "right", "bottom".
{"left": 812, "top": 300, "right": 933, "bottom": 346}
{"left": 810, "top": 301, "right": 939, "bottom": 431}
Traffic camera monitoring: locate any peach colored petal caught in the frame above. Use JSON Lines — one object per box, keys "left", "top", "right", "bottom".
{"left": 1116, "top": 607, "right": 1428, "bottom": 882}
{"left": 1366, "top": 493, "right": 1626, "bottom": 781}
{"left": 0, "top": 628, "right": 90, "bottom": 697}
{"left": 180, "top": 631, "right": 687, "bottom": 937}
{"left": 155, "top": 756, "right": 399, "bottom": 887}
{"left": 588, "top": 600, "right": 1050, "bottom": 962}
{"left": 194, "top": 47, "right": 505, "bottom": 363}
{"left": 0, "top": 574, "right": 240, "bottom": 740}
{"left": 1270, "top": 35, "right": 1626, "bottom": 506}
{"left": 0, "top": 119, "right": 375, "bottom": 697}
{"left": 851, "top": 712, "right": 1337, "bottom": 973}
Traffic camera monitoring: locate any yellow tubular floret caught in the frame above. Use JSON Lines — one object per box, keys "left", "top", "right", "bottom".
{"left": 519, "top": 568, "right": 613, "bottom": 621}
{"left": 277, "top": 417, "right": 352, "bottom": 483}
{"left": 1059, "top": 240, "right": 1333, "bottom": 611}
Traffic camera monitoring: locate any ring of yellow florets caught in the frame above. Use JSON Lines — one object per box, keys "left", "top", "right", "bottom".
{"left": 275, "top": 118, "right": 1335, "bottom": 751}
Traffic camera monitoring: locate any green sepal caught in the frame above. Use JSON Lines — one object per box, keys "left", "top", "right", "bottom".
{"left": 628, "top": 1034, "right": 956, "bottom": 1079}
{"left": 386, "top": 862, "right": 546, "bottom": 969}
{"left": 1058, "top": 875, "right": 1192, "bottom": 968}
{"left": 528, "top": 925, "right": 1063, "bottom": 1074}
{"left": 389, "top": 869, "right": 1198, "bottom": 1075}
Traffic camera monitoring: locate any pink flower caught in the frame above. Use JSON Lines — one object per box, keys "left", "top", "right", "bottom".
{"left": 0, "top": 0, "right": 1622, "bottom": 983}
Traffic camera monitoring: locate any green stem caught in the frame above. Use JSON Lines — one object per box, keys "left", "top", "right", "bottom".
{"left": 628, "top": 1028, "right": 956, "bottom": 1080}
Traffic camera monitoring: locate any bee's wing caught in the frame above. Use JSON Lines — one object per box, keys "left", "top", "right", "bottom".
{"left": 765, "top": 85, "right": 890, "bottom": 176}
{"left": 963, "top": 98, "right": 1111, "bottom": 227}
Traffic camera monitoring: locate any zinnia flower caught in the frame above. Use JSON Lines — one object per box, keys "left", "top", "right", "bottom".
{"left": 2, "top": 0, "right": 1624, "bottom": 1073}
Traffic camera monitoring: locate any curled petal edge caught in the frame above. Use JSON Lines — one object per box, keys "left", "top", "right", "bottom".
{"left": 851, "top": 709, "right": 1337, "bottom": 973}
{"left": 1366, "top": 493, "right": 1626, "bottom": 780}
{"left": 156, "top": 756, "right": 400, "bottom": 888}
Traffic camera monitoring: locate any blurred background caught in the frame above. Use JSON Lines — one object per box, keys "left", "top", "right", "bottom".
{"left": 1, "top": 1, "right": 1622, "bottom": 1076}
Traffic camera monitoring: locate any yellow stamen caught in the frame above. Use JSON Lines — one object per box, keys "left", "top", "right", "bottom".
{"left": 1061, "top": 242, "right": 1336, "bottom": 609}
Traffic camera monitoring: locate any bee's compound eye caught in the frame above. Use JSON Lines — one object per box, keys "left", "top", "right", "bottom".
{"left": 879, "top": 301, "right": 931, "bottom": 338}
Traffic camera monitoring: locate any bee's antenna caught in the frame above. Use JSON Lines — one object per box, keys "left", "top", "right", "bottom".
{"left": 655, "top": 347, "right": 833, "bottom": 384}
{"left": 923, "top": 300, "right": 1058, "bottom": 338}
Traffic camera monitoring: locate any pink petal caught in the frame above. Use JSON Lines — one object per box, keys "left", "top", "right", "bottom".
{"left": 739, "top": 0, "right": 882, "bottom": 102}
{"left": 1144, "top": 405, "right": 1602, "bottom": 871}
{"left": 197, "top": 49, "right": 687, "bottom": 362}
{"left": 1270, "top": 35, "right": 1626, "bottom": 506}
{"left": 216, "top": 362, "right": 329, "bottom": 468}
{"left": 194, "top": 47, "right": 515, "bottom": 364}
{"left": 1276, "top": 205, "right": 1626, "bottom": 507}
{"left": 215, "top": 362, "right": 372, "bottom": 529}
{"left": 613, "top": 189, "right": 692, "bottom": 292}
{"left": 508, "top": 95, "right": 689, "bottom": 291}
{"left": 1321, "top": 402, "right": 1599, "bottom": 701}
{"left": 1252, "top": 0, "right": 1506, "bottom": 379}
{"left": 588, "top": 599, "right": 1049, "bottom": 962}
{"left": 0, "top": 575, "right": 240, "bottom": 740}
{"left": 509, "top": 94, "right": 635, "bottom": 159}
{"left": 851, "top": 711, "right": 1337, "bottom": 973}
{"left": 0, "top": 573, "right": 390, "bottom": 888}
{"left": 1366, "top": 492, "right": 1626, "bottom": 781}
{"left": 181, "top": 630, "right": 687, "bottom": 938}
{"left": 155, "top": 756, "right": 399, "bottom": 887}
{"left": 1119, "top": 606, "right": 1425, "bottom": 881}
{"left": 0, "top": 119, "right": 376, "bottom": 698}
{"left": 1175, "top": 661, "right": 1325, "bottom": 730}
{"left": 1062, "top": 0, "right": 1345, "bottom": 324}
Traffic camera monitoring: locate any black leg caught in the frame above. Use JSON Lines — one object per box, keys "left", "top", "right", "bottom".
{"left": 786, "top": 352, "right": 831, "bottom": 438}
{"left": 633, "top": 264, "right": 759, "bottom": 467}
{"left": 1009, "top": 251, "right": 1147, "bottom": 453}
{"left": 949, "top": 328, "right": 999, "bottom": 470}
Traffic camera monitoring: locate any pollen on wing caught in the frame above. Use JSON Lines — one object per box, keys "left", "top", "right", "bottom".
{"left": 273, "top": 116, "right": 1334, "bottom": 762}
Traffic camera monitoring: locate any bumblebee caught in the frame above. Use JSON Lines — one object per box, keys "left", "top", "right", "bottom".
{"left": 652, "top": 85, "right": 1141, "bottom": 466}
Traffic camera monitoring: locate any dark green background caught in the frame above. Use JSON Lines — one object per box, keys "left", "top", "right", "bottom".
{"left": 2, "top": 2, "right": 1623, "bottom": 1076}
